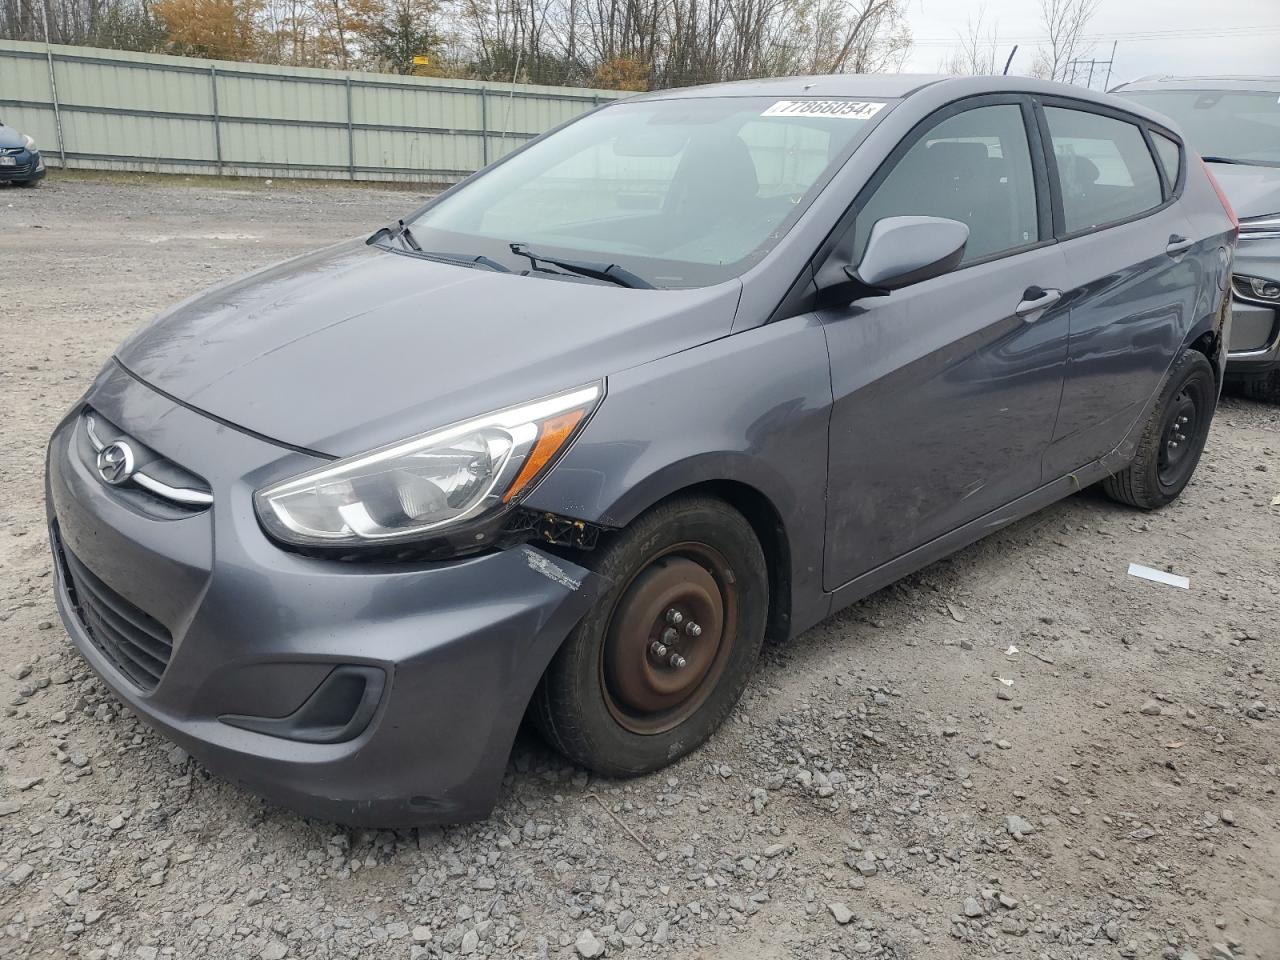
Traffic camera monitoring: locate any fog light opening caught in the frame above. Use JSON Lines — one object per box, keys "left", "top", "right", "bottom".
{"left": 219, "top": 665, "right": 385, "bottom": 744}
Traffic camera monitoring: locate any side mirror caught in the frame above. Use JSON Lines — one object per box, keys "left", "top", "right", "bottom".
{"left": 814, "top": 216, "right": 969, "bottom": 304}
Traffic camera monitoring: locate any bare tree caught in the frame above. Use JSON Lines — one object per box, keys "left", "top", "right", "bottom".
{"left": 822, "top": 0, "right": 905, "bottom": 73}
{"left": 1032, "top": 0, "right": 1097, "bottom": 82}
{"left": 943, "top": 4, "right": 998, "bottom": 75}
{"left": 1, "top": 0, "right": 167, "bottom": 49}
{"left": 3, "top": 0, "right": 913, "bottom": 90}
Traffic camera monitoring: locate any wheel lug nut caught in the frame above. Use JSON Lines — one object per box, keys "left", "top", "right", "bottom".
{"left": 650, "top": 641, "right": 668, "bottom": 659}
{"left": 669, "top": 653, "right": 687, "bottom": 669}
{"left": 661, "top": 627, "right": 679, "bottom": 645}
{"left": 665, "top": 608, "right": 684, "bottom": 626}
{"left": 685, "top": 621, "right": 702, "bottom": 637}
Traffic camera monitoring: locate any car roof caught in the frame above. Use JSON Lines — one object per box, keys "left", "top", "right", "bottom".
{"left": 626, "top": 74, "right": 950, "bottom": 101}
{"left": 631, "top": 73, "right": 1154, "bottom": 107}
{"left": 1113, "top": 75, "right": 1280, "bottom": 94}
{"left": 622, "top": 74, "right": 1176, "bottom": 128}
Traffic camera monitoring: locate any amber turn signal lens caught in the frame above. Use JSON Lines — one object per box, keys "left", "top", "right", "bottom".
{"left": 503, "top": 408, "right": 587, "bottom": 502}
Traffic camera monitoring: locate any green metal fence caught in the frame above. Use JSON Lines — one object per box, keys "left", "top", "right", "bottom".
{"left": 0, "top": 39, "right": 623, "bottom": 182}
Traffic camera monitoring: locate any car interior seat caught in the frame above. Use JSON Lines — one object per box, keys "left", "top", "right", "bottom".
{"left": 664, "top": 130, "right": 761, "bottom": 234}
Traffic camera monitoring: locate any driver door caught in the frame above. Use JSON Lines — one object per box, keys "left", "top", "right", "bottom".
{"left": 821, "top": 96, "right": 1071, "bottom": 590}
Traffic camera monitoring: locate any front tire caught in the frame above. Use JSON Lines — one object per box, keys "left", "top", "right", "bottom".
{"left": 1103, "top": 349, "right": 1216, "bottom": 509}
{"left": 530, "top": 496, "right": 768, "bottom": 777}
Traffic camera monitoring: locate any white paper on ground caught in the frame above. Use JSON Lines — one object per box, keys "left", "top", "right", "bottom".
{"left": 1127, "top": 563, "right": 1189, "bottom": 589}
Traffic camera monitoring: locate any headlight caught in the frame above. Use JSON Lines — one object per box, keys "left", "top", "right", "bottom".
{"left": 1239, "top": 214, "right": 1280, "bottom": 241}
{"left": 21, "top": 134, "right": 36, "bottom": 152}
{"left": 1234, "top": 274, "right": 1280, "bottom": 302}
{"left": 255, "top": 383, "right": 601, "bottom": 548}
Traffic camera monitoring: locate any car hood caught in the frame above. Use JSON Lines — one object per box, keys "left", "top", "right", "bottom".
{"left": 1207, "top": 161, "right": 1280, "bottom": 220}
{"left": 0, "top": 124, "right": 27, "bottom": 149}
{"left": 116, "top": 240, "right": 741, "bottom": 456}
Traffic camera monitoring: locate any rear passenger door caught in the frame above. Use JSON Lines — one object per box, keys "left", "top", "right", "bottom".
{"left": 1038, "top": 100, "right": 1200, "bottom": 477}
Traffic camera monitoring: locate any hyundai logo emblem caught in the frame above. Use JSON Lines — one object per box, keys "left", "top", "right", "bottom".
{"left": 96, "top": 441, "right": 136, "bottom": 486}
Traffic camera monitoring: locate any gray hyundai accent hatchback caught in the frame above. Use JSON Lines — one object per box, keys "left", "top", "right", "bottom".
{"left": 47, "top": 75, "right": 1235, "bottom": 825}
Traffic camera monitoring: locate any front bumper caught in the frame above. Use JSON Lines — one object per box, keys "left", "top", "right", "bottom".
{"left": 46, "top": 363, "right": 602, "bottom": 825}
{"left": 1225, "top": 238, "right": 1280, "bottom": 375}
{"left": 0, "top": 148, "right": 46, "bottom": 183}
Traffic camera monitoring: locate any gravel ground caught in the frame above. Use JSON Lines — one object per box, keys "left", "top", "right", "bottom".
{"left": 1, "top": 175, "right": 1278, "bottom": 960}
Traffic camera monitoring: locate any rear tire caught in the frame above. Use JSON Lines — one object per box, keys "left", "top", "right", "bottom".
{"left": 1239, "top": 368, "right": 1280, "bottom": 403}
{"left": 530, "top": 496, "right": 768, "bottom": 777}
{"left": 1103, "top": 349, "right": 1216, "bottom": 509}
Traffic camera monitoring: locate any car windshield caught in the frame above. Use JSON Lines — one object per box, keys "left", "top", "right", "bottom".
{"left": 401, "top": 96, "right": 895, "bottom": 288}
{"left": 1120, "top": 90, "right": 1280, "bottom": 167}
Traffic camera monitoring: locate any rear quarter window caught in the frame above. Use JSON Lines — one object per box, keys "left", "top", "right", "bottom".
{"left": 1044, "top": 107, "right": 1165, "bottom": 233}
{"left": 1150, "top": 131, "right": 1181, "bottom": 188}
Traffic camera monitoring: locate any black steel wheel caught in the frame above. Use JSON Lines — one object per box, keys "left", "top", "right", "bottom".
{"left": 1155, "top": 385, "right": 1201, "bottom": 489}
{"left": 1103, "top": 349, "right": 1216, "bottom": 509}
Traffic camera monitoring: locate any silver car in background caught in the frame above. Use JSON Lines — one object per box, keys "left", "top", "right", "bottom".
{"left": 1115, "top": 76, "right": 1280, "bottom": 401}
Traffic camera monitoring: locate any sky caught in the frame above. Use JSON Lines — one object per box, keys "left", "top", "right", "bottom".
{"left": 900, "top": 0, "right": 1280, "bottom": 88}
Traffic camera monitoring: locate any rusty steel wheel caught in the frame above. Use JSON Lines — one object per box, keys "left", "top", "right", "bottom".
{"left": 530, "top": 495, "right": 769, "bottom": 777}
{"left": 600, "top": 544, "right": 738, "bottom": 735}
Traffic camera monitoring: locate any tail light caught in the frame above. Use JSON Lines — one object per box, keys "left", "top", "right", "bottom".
{"left": 1201, "top": 158, "right": 1239, "bottom": 241}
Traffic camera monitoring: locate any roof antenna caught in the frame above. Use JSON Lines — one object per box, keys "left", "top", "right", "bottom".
{"left": 500, "top": 47, "right": 524, "bottom": 156}
{"left": 1002, "top": 45, "right": 1018, "bottom": 76}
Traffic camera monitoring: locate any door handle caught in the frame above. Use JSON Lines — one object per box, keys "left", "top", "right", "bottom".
{"left": 1166, "top": 235, "right": 1194, "bottom": 257}
{"left": 1015, "top": 286, "right": 1062, "bottom": 322}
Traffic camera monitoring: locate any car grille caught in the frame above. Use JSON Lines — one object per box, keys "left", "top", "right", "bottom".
{"left": 78, "top": 408, "right": 213, "bottom": 518}
{"left": 0, "top": 162, "right": 33, "bottom": 176}
{"left": 54, "top": 528, "right": 174, "bottom": 693}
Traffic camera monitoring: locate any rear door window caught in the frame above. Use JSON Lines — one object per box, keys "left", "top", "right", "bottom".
{"left": 1044, "top": 107, "right": 1164, "bottom": 232}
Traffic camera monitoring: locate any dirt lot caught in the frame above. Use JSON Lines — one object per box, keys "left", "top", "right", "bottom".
{"left": 0, "top": 175, "right": 1277, "bottom": 960}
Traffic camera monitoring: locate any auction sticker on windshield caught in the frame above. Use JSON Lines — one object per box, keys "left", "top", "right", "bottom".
{"left": 761, "top": 100, "right": 885, "bottom": 119}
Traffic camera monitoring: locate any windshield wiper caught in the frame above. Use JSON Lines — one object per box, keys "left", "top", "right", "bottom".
{"left": 367, "top": 222, "right": 511, "bottom": 272}
{"left": 1200, "top": 155, "right": 1244, "bottom": 165}
{"left": 412, "top": 251, "right": 511, "bottom": 272}
{"left": 508, "top": 242, "right": 653, "bottom": 289}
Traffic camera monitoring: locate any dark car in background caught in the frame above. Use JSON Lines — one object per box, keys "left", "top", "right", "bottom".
{"left": 46, "top": 75, "right": 1235, "bottom": 826}
{"left": 0, "top": 119, "right": 46, "bottom": 186}
{"left": 1115, "top": 76, "right": 1280, "bottom": 400}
